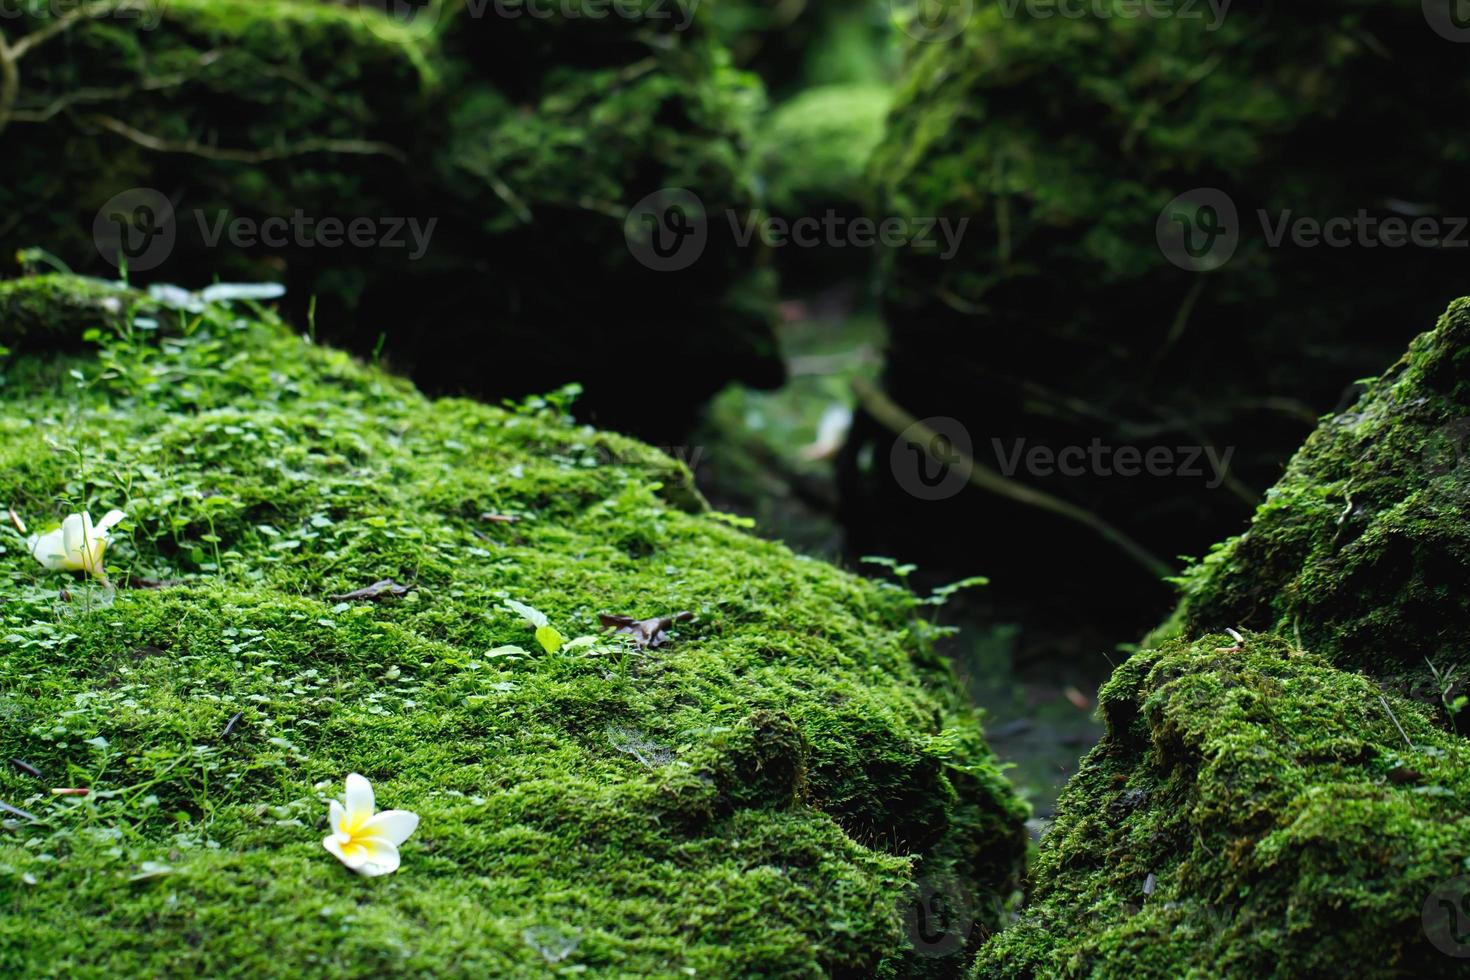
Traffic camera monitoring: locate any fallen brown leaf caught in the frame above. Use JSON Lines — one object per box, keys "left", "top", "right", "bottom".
{"left": 598, "top": 611, "right": 694, "bottom": 649}
{"left": 480, "top": 513, "right": 522, "bottom": 524}
{"left": 329, "top": 579, "right": 410, "bottom": 601}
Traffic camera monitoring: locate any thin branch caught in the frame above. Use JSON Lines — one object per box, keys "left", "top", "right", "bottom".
{"left": 1, "top": 1, "right": 154, "bottom": 137}
{"left": 87, "top": 114, "right": 408, "bottom": 164}
{"left": 853, "top": 377, "right": 1174, "bottom": 580}
{"left": 9, "top": 0, "right": 152, "bottom": 59}
{"left": 0, "top": 31, "right": 17, "bottom": 137}
{"left": 1377, "top": 694, "right": 1413, "bottom": 751}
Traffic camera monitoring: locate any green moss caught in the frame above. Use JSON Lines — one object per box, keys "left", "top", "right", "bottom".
{"left": 754, "top": 84, "right": 893, "bottom": 218}
{"left": 855, "top": 3, "right": 1470, "bottom": 626}
{"left": 711, "top": 0, "right": 898, "bottom": 96}
{"left": 1181, "top": 298, "right": 1470, "bottom": 709}
{"left": 973, "top": 632, "right": 1470, "bottom": 978}
{"left": 0, "top": 274, "right": 1025, "bottom": 975}
{"left": 977, "top": 304, "right": 1470, "bottom": 975}
{"left": 1, "top": 0, "right": 781, "bottom": 436}
{"left": 0, "top": 276, "right": 142, "bottom": 353}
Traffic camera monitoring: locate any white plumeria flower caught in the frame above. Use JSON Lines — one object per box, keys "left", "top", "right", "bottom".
{"left": 26, "top": 510, "right": 125, "bottom": 583}
{"left": 323, "top": 773, "right": 419, "bottom": 877}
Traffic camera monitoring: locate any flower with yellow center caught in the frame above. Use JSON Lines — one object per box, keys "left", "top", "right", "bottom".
{"left": 323, "top": 773, "right": 419, "bottom": 877}
{"left": 26, "top": 510, "right": 125, "bottom": 583}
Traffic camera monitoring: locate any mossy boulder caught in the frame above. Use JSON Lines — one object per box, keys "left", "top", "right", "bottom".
{"left": 751, "top": 82, "right": 893, "bottom": 284}
{"left": 974, "top": 302, "right": 1470, "bottom": 976}
{"left": 712, "top": 0, "right": 897, "bottom": 96}
{"left": 1181, "top": 298, "right": 1470, "bottom": 709}
{"left": 754, "top": 84, "right": 892, "bottom": 220}
{"left": 0, "top": 273, "right": 1026, "bottom": 975}
{"left": 973, "top": 633, "right": 1470, "bottom": 977}
{"left": 851, "top": 3, "right": 1470, "bottom": 632}
{"left": 0, "top": 0, "right": 780, "bottom": 439}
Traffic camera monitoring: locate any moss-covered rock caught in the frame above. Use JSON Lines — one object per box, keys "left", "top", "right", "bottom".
{"left": 750, "top": 82, "right": 893, "bottom": 285}
{"left": 755, "top": 83, "right": 892, "bottom": 220}
{"left": 975, "top": 303, "right": 1470, "bottom": 976}
{"left": 851, "top": 3, "right": 1470, "bottom": 632}
{"left": 0, "top": 0, "right": 780, "bottom": 439}
{"left": 1180, "top": 298, "right": 1470, "bottom": 710}
{"left": 973, "top": 633, "right": 1470, "bottom": 978}
{"left": 0, "top": 273, "right": 1026, "bottom": 975}
{"left": 712, "top": 0, "right": 898, "bottom": 96}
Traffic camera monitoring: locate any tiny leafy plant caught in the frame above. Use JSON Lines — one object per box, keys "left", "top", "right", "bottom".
{"left": 1427, "top": 658, "right": 1467, "bottom": 736}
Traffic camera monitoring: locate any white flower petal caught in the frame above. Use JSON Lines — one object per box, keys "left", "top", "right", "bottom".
{"left": 60, "top": 514, "right": 86, "bottom": 565}
{"left": 352, "top": 837, "right": 401, "bottom": 877}
{"left": 79, "top": 537, "right": 108, "bottom": 578}
{"left": 28, "top": 529, "right": 67, "bottom": 571}
{"left": 323, "top": 835, "right": 370, "bottom": 871}
{"left": 360, "top": 809, "right": 419, "bottom": 847}
{"left": 344, "top": 773, "right": 375, "bottom": 826}
{"left": 328, "top": 799, "right": 348, "bottom": 838}
{"left": 93, "top": 510, "right": 126, "bottom": 535}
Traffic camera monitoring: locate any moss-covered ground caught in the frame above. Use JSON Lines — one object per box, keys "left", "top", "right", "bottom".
{"left": 974, "top": 633, "right": 1470, "bottom": 978}
{"left": 0, "top": 274, "right": 1027, "bottom": 976}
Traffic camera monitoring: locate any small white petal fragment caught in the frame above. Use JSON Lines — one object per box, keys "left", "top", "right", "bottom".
{"left": 322, "top": 774, "right": 417, "bottom": 877}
